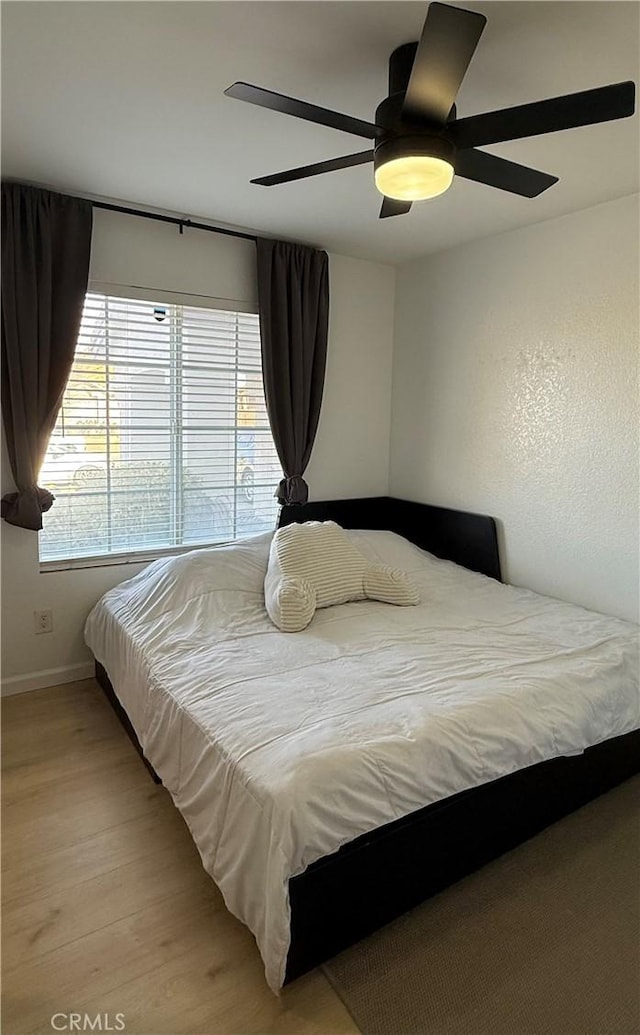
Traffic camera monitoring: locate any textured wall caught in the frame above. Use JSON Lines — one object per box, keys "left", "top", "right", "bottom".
{"left": 390, "top": 195, "right": 639, "bottom": 622}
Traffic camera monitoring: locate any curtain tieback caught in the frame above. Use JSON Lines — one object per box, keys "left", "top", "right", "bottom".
{"left": 276, "top": 475, "right": 308, "bottom": 506}
{"left": 1, "top": 486, "right": 55, "bottom": 530}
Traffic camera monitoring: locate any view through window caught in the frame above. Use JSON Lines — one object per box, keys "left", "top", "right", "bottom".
{"left": 39, "top": 293, "right": 281, "bottom": 564}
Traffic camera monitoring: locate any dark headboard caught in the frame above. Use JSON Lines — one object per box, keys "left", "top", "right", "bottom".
{"left": 278, "top": 496, "right": 502, "bottom": 582}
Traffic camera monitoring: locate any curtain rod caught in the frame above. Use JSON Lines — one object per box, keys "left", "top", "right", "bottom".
{"left": 90, "top": 199, "right": 258, "bottom": 242}
{"left": 5, "top": 179, "right": 321, "bottom": 249}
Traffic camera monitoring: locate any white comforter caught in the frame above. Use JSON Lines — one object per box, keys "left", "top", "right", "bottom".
{"left": 84, "top": 530, "right": 639, "bottom": 991}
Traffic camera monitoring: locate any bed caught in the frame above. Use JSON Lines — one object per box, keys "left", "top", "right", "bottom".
{"left": 87, "top": 496, "right": 640, "bottom": 991}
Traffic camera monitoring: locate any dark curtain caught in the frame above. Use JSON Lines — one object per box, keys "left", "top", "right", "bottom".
{"left": 1, "top": 183, "right": 93, "bottom": 530}
{"left": 256, "top": 239, "right": 329, "bottom": 505}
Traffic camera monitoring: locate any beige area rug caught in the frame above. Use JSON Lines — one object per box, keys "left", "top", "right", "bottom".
{"left": 322, "top": 776, "right": 640, "bottom": 1035}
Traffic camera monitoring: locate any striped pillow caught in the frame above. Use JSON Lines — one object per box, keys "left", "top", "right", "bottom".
{"left": 364, "top": 564, "right": 420, "bottom": 606}
{"left": 264, "top": 521, "right": 419, "bottom": 632}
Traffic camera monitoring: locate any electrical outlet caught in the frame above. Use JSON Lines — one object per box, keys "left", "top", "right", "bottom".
{"left": 34, "top": 609, "right": 53, "bottom": 635}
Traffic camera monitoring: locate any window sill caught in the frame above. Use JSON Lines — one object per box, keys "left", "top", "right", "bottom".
{"left": 39, "top": 539, "right": 239, "bottom": 573}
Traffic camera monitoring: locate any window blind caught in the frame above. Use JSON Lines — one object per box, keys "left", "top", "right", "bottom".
{"left": 39, "top": 292, "right": 281, "bottom": 565}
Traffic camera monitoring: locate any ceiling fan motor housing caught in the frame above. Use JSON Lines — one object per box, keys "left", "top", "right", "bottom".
{"left": 376, "top": 42, "right": 457, "bottom": 170}
{"left": 373, "top": 133, "right": 456, "bottom": 175}
{"left": 376, "top": 41, "right": 455, "bottom": 158}
{"left": 388, "top": 42, "right": 419, "bottom": 95}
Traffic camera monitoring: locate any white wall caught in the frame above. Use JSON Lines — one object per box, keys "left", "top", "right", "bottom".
{"left": 1, "top": 211, "right": 395, "bottom": 691}
{"left": 307, "top": 253, "right": 394, "bottom": 500}
{"left": 88, "top": 208, "right": 258, "bottom": 311}
{"left": 390, "top": 194, "right": 639, "bottom": 623}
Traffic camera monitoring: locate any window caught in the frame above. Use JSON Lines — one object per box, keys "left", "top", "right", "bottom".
{"left": 39, "top": 292, "right": 281, "bottom": 566}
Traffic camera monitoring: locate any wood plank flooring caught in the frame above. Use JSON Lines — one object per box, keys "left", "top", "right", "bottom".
{"left": 2, "top": 680, "right": 360, "bottom": 1035}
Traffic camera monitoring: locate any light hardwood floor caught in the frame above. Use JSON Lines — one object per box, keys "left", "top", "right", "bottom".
{"left": 2, "top": 680, "right": 360, "bottom": 1035}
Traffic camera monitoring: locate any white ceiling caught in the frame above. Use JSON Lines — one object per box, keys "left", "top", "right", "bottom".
{"left": 1, "top": 1, "right": 638, "bottom": 264}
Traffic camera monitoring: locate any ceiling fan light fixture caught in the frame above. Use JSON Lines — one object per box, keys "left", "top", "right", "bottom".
{"left": 375, "top": 154, "right": 454, "bottom": 201}
{"left": 374, "top": 135, "right": 455, "bottom": 201}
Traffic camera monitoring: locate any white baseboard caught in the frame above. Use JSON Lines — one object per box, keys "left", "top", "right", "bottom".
{"left": 1, "top": 662, "right": 95, "bottom": 697}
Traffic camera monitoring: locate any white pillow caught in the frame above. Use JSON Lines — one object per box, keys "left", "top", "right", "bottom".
{"left": 264, "top": 520, "right": 419, "bottom": 632}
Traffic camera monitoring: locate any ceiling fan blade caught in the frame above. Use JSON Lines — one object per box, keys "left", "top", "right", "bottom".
{"left": 450, "top": 81, "right": 636, "bottom": 150}
{"left": 403, "top": 2, "right": 487, "bottom": 124}
{"left": 379, "top": 198, "right": 413, "bottom": 219}
{"left": 456, "top": 149, "right": 558, "bottom": 197}
{"left": 251, "top": 150, "right": 374, "bottom": 187}
{"left": 225, "top": 82, "right": 380, "bottom": 140}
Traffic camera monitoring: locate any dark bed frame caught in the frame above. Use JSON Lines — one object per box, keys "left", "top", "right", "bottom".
{"left": 94, "top": 495, "right": 640, "bottom": 984}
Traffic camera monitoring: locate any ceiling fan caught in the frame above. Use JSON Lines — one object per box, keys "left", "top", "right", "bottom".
{"left": 224, "top": 1, "right": 636, "bottom": 219}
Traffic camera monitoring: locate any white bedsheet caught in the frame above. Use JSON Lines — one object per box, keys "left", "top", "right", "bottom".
{"left": 84, "top": 530, "right": 639, "bottom": 991}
